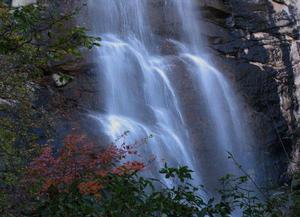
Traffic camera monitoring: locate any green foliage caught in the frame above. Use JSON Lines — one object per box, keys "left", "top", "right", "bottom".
{"left": 28, "top": 165, "right": 288, "bottom": 217}
{"left": 0, "top": 1, "right": 100, "bottom": 215}
{"left": 32, "top": 184, "right": 103, "bottom": 217}
{"left": 23, "top": 140, "right": 289, "bottom": 217}
{"left": 0, "top": 1, "right": 100, "bottom": 69}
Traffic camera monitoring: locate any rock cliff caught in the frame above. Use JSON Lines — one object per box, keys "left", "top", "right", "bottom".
{"left": 199, "top": 0, "right": 300, "bottom": 177}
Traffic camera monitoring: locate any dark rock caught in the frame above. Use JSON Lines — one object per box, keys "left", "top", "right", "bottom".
{"left": 201, "top": 0, "right": 300, "bottom": 178}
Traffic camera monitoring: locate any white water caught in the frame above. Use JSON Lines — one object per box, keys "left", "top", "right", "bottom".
{"left": 88, "top": 0, "right": 255, "bottom": 186}
{"left": 11, "top": 0, "right": 36, "bottom": 7}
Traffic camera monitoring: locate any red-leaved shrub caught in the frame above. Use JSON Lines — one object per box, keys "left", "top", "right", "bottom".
{"left": 25, "top": 133, "right": 145, "bottom": 196}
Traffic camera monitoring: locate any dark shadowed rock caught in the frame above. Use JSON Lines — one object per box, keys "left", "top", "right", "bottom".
{"left": 199, "top": 0, "right": 300, "bottom": 178}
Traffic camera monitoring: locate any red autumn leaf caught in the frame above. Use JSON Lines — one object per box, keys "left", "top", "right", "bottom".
{"left": 25, "top": 132, "right": 147, "bottom": 196}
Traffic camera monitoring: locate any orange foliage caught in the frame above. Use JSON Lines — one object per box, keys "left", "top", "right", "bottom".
{"left": 26, "top": 132, "right": 145, "bottom": 196}
{"left": 112, "top": 161, "right": 145, "bottom": 176}
{"left": 77, "top": 181, "right": 103, "bottom": 195}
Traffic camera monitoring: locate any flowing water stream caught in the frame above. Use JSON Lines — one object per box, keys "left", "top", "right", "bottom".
{"left": 10, "top": 0, "right": 257, "bottom": 189}
{"left": 11, "top": 0, "right": 36, "bottom": 7}
{"left": 86, "top": 0, "right": 256, "bottom": 187}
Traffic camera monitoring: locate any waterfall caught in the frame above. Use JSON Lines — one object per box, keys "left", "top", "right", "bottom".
{"left": 88, "top": 0, "right": 256, "bottom": 187}
{"left": 11, "top": 0, "right": 36, "bottom": 7}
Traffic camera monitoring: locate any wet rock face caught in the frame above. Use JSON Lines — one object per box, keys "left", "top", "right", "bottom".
{"left": 198, "top": 0, "right": 300, "bottom": 174}
{"left": 41, "top": 0, "right": 300, "bottom": 178}
{"left": 30, "top": 0, "right": 101, "bottom": 141}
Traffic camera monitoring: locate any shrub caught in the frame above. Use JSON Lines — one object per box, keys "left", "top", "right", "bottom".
{"left": 23, "top": 133, "right": 288, "bottom": 217}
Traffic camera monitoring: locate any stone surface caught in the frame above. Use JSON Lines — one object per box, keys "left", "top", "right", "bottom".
{"left": 197, "top": 0, "right": 300, "bottom": 177}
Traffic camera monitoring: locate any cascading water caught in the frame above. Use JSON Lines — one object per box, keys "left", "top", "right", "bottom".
{"left": 88, "top": 0, "right": 256, "bottom": 187}
{"left": 88, "top": 0, "right": 199, "bottom": 185}
{"left": 11, "top": 0, "right": 36, "bottom": 7}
